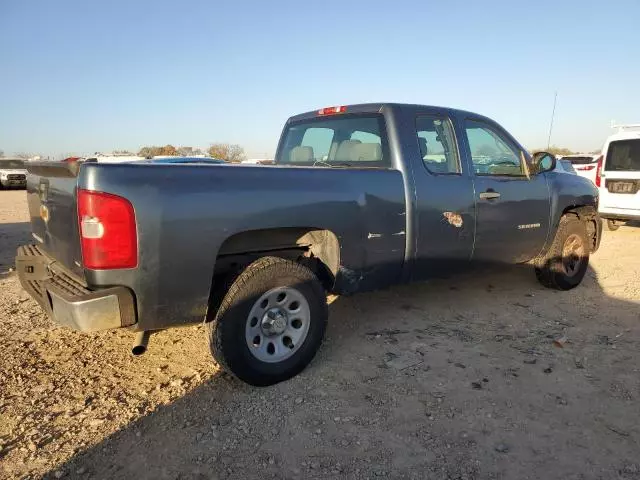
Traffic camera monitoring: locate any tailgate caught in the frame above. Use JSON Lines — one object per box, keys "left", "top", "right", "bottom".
{"left": 26, "top": 162, "right": 84, "bottom": 279}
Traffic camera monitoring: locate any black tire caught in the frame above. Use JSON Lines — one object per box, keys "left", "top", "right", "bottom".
{"left": 207, "top": 256, "right": 327, "bottom": 386}
{"left": 605, "top": 219, "right": 621, "bottom": 231}
{"left": 534, "top": 215, "right": 589, "bottom": 290}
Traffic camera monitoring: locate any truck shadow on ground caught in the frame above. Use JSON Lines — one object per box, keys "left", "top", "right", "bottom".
{"left": 0, "top": 222, "right": 31, "bottom": 276}
{"left": 40, "top": 255, "right": 640, "bottom": 480}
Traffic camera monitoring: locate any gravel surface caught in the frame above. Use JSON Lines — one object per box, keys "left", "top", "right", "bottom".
{"left": 1, "top": 189, "right": 639, "bottom": 479}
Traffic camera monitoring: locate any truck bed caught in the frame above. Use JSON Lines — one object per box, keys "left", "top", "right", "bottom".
{"left": 24, "top": 161, "right": 407, "bottom": 330}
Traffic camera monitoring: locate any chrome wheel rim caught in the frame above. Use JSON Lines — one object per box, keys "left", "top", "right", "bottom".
{"left": 245, "top": 287, "right": 311, "bottom": 363}
{"left": 562, "top": 233, "right": 585, "bottom": 277}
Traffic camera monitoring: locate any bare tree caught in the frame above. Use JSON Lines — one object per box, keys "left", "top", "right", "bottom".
{"left": 137, "top": 145, "right": 179, "bottom": 158}
{"left": 531, "top": 146, "right": 574, "bottom": 156}
{"left": 475, "top": 145, "right": 498, "bottom": 157}
{"left": 177, "top": 146, "right": 194, "bottom": 156}
{"left": 137, "top": 146, "right": 154, "bottom": 158}
{"left": 207, "top": 143, "right": 246, "bottom": 163}
{"left": 0, "top": 149, "right": 4, "bottom": 157}
{"left": 14, "top": 152, "right": 33, "bottom": 159}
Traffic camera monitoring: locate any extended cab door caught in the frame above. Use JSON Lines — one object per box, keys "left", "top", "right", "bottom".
{"left": 461, "top": 118, "right": 550, "bottom": 264}
{"left": 411, "top": 112, "right": 476, "bottom": 279}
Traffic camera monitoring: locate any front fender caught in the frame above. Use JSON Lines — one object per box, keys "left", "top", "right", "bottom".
{"left": 545, "top": 172, "right": 601, "bottom": 253}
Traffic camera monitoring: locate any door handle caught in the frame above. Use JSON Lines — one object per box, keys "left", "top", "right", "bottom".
{"left": 479, "top": 191, "right": 501, "bottom": 200}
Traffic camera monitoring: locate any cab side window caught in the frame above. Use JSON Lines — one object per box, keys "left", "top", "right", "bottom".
{"left": 465, "top": 120, "right": 525, "bottom": 176}
{"left": 415, "top": 115, "right": 460, "bottom": 174}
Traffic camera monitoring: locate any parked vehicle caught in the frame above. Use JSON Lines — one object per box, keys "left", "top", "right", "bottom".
{"left": 596, "top": 124, "right": 640, "bottom": 231}
{"left": 241, "top": 158, "right": 275, "bottom": 165}
{"left": 140, "top": 157, "right": 226, "bottom": 165}
{"left": 84, "top": 154, "right": 146, "bottom": 163}
{"left": 16, "top": 103, "right": 602, "bottom": 386}
{"left": 0, "top": 158, "right": 27, "bottom": 189}
{"left": 558, "top": 154, "right": 600, "bottom": 183}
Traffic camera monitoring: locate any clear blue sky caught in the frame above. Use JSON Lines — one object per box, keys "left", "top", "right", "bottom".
{"left": 1, "top": 0, "right": 639, "bottom": 158}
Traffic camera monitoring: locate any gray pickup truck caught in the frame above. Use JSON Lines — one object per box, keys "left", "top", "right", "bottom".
{"left": 16, "top": 103, "right": 601, "bottom": 386}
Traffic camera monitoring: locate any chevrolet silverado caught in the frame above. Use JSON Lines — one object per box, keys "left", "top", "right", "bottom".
{"left": 16, "top": 103, "right": 602, "bottom": 385}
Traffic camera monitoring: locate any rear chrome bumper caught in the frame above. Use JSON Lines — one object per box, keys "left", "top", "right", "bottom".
{"left": 15, "top": 245, "right": 136, "bottom": 332}
{"left": 599, "top": 208, "right": 640, "bottom": 221}
{"left": 602, "top": 214, "right": 640, "bottom": 221}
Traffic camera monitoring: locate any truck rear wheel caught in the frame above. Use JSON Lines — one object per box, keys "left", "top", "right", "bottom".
{"left": 534, "top": 215, "right": 589, "bottom": 290}
{"left": 207, "top": 256, "right": 327, "bottom": 386}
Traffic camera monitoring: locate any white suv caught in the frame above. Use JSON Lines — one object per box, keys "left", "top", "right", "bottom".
{"left": 597, "top": 124, "right": 640, "bottom": 231}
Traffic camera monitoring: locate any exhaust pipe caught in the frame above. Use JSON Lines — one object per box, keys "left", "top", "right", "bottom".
{"left": 132, "top": 330, "right": 151, "bottom": 356}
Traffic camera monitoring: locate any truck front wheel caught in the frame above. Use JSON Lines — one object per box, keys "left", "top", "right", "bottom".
{"left": 534, "top": 215, "right": 590, "bottom": 290}
{"left": 207, "top": 256, "right": 328, "bottom": 386}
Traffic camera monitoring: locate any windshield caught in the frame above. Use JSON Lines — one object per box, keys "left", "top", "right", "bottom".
{"left": 277, "top": 114, "right": 390, "bottom": 168}
{"left": 0, "top": 159, "right": 25, "bottom": 169}
{"left": 605, "top": 140, "right": 640, "bottom": 171}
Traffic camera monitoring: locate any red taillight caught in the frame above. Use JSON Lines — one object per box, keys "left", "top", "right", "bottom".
{"left": 318, "top": 105, "right": 347, "bottom": 116}
{"left": 576, "top": 165, "right": 596, "bottom": 171}
{"left": 595, "top": 155, "right": 603, "bottom": 187}
{"left": 77, "top": 189, "right": 137, "bottom": 269}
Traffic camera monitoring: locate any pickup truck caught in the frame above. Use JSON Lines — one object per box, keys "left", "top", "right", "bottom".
{"left": 16, "top": 103, "right": 602, "bottom": 386}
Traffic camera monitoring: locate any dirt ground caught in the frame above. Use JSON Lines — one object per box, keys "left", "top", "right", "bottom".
{"left": 1, "top": 189, "right": 639, "bottom": 480}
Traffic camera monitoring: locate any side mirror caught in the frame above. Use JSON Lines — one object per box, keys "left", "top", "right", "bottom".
{"left": 531, "top": 151, "right": 556, "bottom": 174}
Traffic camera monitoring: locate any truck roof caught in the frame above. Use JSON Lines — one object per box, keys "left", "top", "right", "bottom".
{"left": 606, "top": 130, "right": 640, "bottom": 143}
{"left": 287, "top": 103, "right": 493, "bottom": 123}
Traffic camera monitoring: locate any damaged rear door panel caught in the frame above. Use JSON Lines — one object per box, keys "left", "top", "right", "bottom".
{"left": 406, "top": 109, "right": 476, "bottom": 280}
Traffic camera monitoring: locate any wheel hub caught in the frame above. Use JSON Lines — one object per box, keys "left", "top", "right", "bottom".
{"left": 245, "top": 286, "right": 311, "bottom": 363}
{"left": 562, "top": 233, "right": 585, "bottom": 276}
{"left": 261, "top": 308, "right": 288, "bottom": 336}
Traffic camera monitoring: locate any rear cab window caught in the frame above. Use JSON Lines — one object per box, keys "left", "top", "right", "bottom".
{"left": 277, "top": 114, "right": 390, "bottom": 168}
{"left": 605, "top": 140, "right": 640, "bottom": 171}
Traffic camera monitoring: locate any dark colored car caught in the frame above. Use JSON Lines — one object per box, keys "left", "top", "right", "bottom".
{"left": 16, "top": 103, "right": 602, "bottom": 386}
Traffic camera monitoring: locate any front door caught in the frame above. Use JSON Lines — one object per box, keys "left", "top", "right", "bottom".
{"left": 412, "top": 113, "right": 476, "bottom": 279}
{"left": 462, "top": 119, "right": 550, "bottom": 264}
